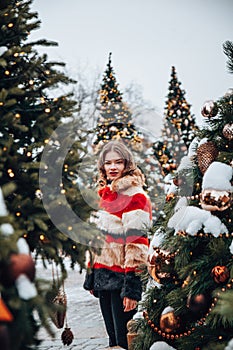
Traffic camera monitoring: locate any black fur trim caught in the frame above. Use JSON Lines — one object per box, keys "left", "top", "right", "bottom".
{"left": 93, "top": 268, "right": 125, "bottom": 291}
{"left": 120, "top": 272, "right": 142, "bottom": 301}
{"left": 126, "top": 228, "right": 147, "bottom": 238}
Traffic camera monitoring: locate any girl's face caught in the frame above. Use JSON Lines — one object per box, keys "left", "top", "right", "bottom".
{"left": 104, "top": 151, "right": 125, "bottom": 181}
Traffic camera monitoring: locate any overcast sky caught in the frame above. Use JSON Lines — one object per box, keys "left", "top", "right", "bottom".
{"left": 31, "top": 0, "right": 233, "bottom": 129}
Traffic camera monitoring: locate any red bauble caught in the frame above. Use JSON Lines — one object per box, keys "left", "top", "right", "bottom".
{"left": 211, "top": 266, "right": 229, "bottom": 283}
{"left": 1, "top": 253, "right": 35, "bottom": 286}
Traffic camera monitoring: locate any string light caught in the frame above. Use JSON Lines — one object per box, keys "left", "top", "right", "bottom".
{"left": 7, "top": 169, "right": 14, "bottom": 177}
{"left": 177, "top": 231, "right": 233, "bottom": 238}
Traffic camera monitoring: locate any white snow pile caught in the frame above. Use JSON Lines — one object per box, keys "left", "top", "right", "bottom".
{"left": 168, "top": 197, "right": 228, "bottom": 237}
{"left": 202, "top": 161, "right": 233, "bottom": 191}
{"left": 148, "top": 228, "right": 164, "bottom": 255}
{"left": 150, "top": 341, "right": 176, "bottom": 350}
{"left": 225, "top": 338, "right": 233, "bottom": 350}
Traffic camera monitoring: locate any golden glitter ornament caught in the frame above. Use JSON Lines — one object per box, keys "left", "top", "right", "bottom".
{"left": 159, "top": 308, "right": 180, "bottom": 333}
{"left": 211, "top": 265, "right": 230, "bottom": 283}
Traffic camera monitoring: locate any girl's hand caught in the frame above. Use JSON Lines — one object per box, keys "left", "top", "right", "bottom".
{"left": 123, "top": 297, "right": 138, "bottom": 312}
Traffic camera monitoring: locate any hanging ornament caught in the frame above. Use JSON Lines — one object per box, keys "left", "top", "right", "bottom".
{"left": 61, "top": 326, "right": 74, "bottom": 346}
{"left": 1, "top": 253, "right": 35, "bottom": 286}
{"left": 200, "top": 189, "right": 232, "bottom": 211}
{"left": 222, "top": 123, "right": 233, "bottom": 140}
{"left": 159, "top": 307, "right": 180, "bottom": 333}
{"left": 211, "top": 265, "right": 230, "bottom": 283}
{"left": 50, "top": 287, "right": 67, "bottom": 329}
{"left": 196, "top": 141, "right": 218, "bottom": 174}
{"left": 50, "top": 263, "right": 67, "bottom": 329}
{"left": 201, "top": 100, "right": 218, "bottom": 118}
{"left": 186, "top": 293, "right": 209, "bottom": 315}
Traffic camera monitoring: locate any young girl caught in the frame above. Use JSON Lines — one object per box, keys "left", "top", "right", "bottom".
{"left": 84, "top": 140, "right": 152, "bottom": 350}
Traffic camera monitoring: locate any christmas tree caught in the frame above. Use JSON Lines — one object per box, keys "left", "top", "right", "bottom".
{"left": 92, "top": 52, "right": 144, "bottom": 153}
{"left": 132, "top": 42, "right": 233, "bottom": 350}
{"left": 91, "top": 53, "right": 164, "bottom": 220}
{"left": 153, "top": 66, "right": 197, "bottom": 177}
{"left": 0, "top": 0, "right": 98, "bottom": 348}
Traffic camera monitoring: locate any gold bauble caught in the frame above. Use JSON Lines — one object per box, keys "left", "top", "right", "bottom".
{"left": 159, "top": 310, "right": 180, "bottom": 333}
{"left": 211, "top": 265, "right": 230, "bottom": 283}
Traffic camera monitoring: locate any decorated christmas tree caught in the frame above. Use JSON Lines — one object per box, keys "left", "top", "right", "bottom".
{"left": 92, "top": 52, "right": 144, "bottom": 153}
{"left": 153, "top": 66, "right": 197, "bottom": 177}
{"left": 91, "top": 53, "right": 164, "bottom": 220}
{"left": 0, "top": 0, "right": 97, "bottom": 348}
{"left": 132, "top": 42, "right": 233, "bottom": 350}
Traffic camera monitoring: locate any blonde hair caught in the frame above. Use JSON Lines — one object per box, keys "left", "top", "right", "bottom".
{"left": 97, "top": 140, "right": 145, "bottom": 189}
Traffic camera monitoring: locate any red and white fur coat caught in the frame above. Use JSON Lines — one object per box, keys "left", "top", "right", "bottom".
{"left": 84, "top": 174, "right": 152, "bottom": 301}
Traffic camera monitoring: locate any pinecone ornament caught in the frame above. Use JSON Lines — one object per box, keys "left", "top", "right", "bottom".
{"left": 61, "top": 327, "right": 74, "bottom": 346}
{"left": 196, "top": 141, "right": 219, "bottom": 174}
{"left": 51, "top": 288, "right": 67, "bottom": 329}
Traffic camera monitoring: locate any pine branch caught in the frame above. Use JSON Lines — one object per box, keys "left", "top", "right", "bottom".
{"left": 223, "top": 40, "right": 233, "bottom": 74}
